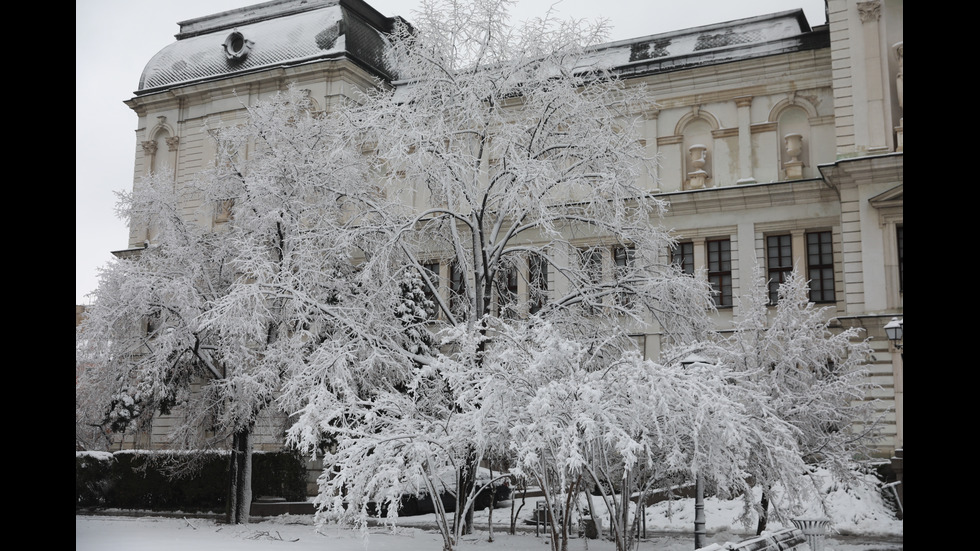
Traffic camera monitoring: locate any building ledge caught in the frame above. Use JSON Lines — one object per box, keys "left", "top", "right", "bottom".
{"left": 655, "top": 178, "right": 834, "bottom": 216}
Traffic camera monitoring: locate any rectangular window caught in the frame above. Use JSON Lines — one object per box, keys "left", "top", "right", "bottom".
{"left": 896, "top": 225, "right": 903, "bottom": 293}
{"left": 422, "top": 262, "right": 440, "bottom": 319}
{"left": 766, "top": 234, "right": 793, "bottom": 304}
{"left": 707, "top": 238, "right": 732, "bottom": 308}
{"left": 806, "top": 231, "right": 835, "bottom": 303}
{"left": 450, "top": 261, "right": 466, "bottom": 318}
{"left": 528, "top": 253, "right": 549, "bottom": 315}
{"left": 579, "top": 247, "right": 604, "bottom": 314}
{"left": 495, "top": 264, "right": 519, "bottom": 318}
{"left": 630, "top": 334, "right": 647, "bottom": 360}
{"left": 613, "top": 245, "right": 635, "bottom": 307}
{"left": 670, "top": 242, "right": 694, "bottom": 275}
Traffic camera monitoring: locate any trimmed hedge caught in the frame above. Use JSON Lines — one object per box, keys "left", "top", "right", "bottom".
{"left": 76, "top": 450, "right": 308, "bottom": 512}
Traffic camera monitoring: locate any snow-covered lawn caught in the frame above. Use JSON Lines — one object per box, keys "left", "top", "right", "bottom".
{"left": 77, "top": 469, "right": 902, "bottom": 551}
{"left": 75, "top": 511, "right": 901, "bottom": 551}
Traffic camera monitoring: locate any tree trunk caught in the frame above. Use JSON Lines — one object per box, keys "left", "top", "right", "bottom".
{"left": 560, "top": 477, "right": 580, "bottom": 551}
{"left": 694, "top": 474, "right": 705, "bottom": 550}
{"left": 756, "top": 488, "right": 770, "bottom": 535}
{"left": 454, "top": 448, "right": 477, "bottom": 535}
{"left": 510, "top": 480, "right": 526, "bottom": 535}
{"left": 226, "top": 432, "right": 239, "bottom": 524}
{"left": 487, "top": 483, "right": 495, "bottom": 542}
{"left": 226, "top": 426, "right": 253, "bottom": 524}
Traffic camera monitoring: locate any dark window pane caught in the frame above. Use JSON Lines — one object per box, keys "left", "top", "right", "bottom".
{"left": 579, "top": 247, "right": 603, "bottom": 314}
{"left": 805, "top": 231, "right": 835, "bottom": 303}
{"left": 614, "top": 245, "right": 635, "bottom": 308}
{"left": 450, "top": 261, "right": 466, "bottom": 318}
{"left": 495, "top": 264, "right": 519, "bottom": 318}
{"left": 707, "top": 239, "right": 732, "bottom": 307}
{"left": 528, "top": 254, "right": 548, "bottom": 315}
{"left": 671, "top": 242, "right": 694, "bottom": 275}
{"left": 766, "top": 234, "right": 793, "bottom": 304}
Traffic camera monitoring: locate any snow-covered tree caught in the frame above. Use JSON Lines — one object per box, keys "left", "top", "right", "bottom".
{"left": 74, "top": 88, "right": 386, "bottom": 524}
{"left": 497, "top": 320, "right": 807, "bottom": 551}
{"left": 277, "top": 1, "right": 719, "bottom": 548}
{"left": 709, "top": 267, "right": 880, "bottom": 533}
{"left": 75, "top": 167, "right": 251, "bottom": 521}
{"left": 78, "top": 3, "right": 882, "bottom": 546}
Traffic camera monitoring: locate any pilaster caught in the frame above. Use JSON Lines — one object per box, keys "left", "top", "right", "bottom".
{"left": 735, "top": 96, "right": 755, "bottom": 184}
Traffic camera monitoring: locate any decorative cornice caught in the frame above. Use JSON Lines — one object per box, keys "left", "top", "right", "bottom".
{"left": 755, "top": 217, "right": 838, "bottom": 234}
{"left": 658, "top": 178, "right": 834, "bottom": 217}
{"left": 857, "top": 1, "right": 881, "bottom": 23}
{"left": 818, "top": 152, "right": 903, "bottom": 190}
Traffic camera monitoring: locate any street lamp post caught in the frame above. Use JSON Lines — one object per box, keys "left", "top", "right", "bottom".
{"left": 681, "top": 354, "right": 710, "bottom": 550}
{"left": 883, "top": 317, "right": 904, "bottom": 515}
{"left": 693, "top": 474, "right": 705, "bottom": 549}
{"left": 884, "top": 317, "right": 903, "bottom": 352}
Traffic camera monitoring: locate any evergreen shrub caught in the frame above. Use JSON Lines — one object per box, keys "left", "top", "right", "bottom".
{"left": 75, "top": 450, "right": 308, "bottom": 512}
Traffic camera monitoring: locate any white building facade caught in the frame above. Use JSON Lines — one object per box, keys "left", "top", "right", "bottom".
{"left": 120, "top": 0, "right": 903, "bottom": 455}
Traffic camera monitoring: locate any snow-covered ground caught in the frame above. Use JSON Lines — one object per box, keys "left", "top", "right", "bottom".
{"left": 77, "top": 469, "right": 902, "bottom": 550}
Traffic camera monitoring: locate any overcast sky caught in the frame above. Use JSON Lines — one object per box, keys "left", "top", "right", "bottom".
{"left": 75, "top": 0, "right": 826, "bottom": 305}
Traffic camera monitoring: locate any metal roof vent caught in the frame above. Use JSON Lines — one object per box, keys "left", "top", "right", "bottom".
{"left": 222, "top": 30, "right": 253, "bottom": 61}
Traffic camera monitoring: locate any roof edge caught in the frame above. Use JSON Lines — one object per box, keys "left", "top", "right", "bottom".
{"left": 590, "top": 9, "right": 811, "bottom": 53}
{"left": 176, "top": 0, "right": 397, "bottom": 39}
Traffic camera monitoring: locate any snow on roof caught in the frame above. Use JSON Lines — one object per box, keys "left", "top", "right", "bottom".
{"left": 137, "top": 5, "right": 821, "bottom": 96}
{"left": 576, "top": 9, "right": 818, "bottom": 76}
{"left": 174, "top": 0, "right": 341, "bottom": 39}
{"left": 390, "top": 9, "right": 820, "bottom": 103}
{"left": 137, "top": 1, "right": 396, "bottom": 94}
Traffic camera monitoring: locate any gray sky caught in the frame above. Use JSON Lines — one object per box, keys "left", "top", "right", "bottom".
{"left": 76, "top": 0, "right": 826, "bottom": 305}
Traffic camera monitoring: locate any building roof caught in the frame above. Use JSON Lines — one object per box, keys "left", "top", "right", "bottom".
{"left": 137, "top": 1, "right": 825, "bottom": 96}
{"left": 584, "top": 9, "right": 825, "bottom": 78}
{"left": 136, "top": 0, "right": 399, "bottom": 94}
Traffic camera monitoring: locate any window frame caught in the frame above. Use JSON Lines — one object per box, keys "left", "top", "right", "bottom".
{"left": 494, "top": 263, "right": 519, "bottom": 319}
{"left": 449, "top": 261, "right": 466, "bottom": 318}
{"left": 707, "top": 238, "right": 732, "bottom": 308}
{"left": 766, "top": 234, "right": 793, "bottom": 304}
{"left": 613, "top": 244, "right": 636, "bottom": 308}
{"left": 805, "top": 230, "right": 835, "bottom": 303}
{"left": 578, "top": 247, "right": 604, "bottom": 315}
{"left": 528, "top": 253, "right": 549, "bottom": 315}
{"left": 670, "top": 241, "right": 694, "bottom": 276}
